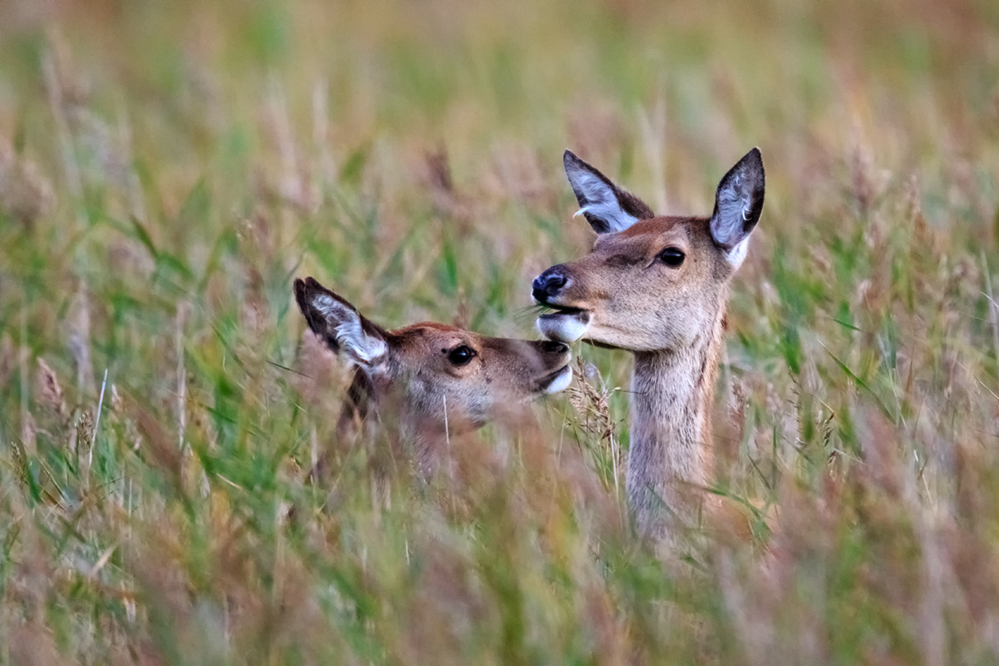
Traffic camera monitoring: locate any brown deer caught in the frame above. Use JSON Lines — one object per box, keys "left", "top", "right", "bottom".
{"left": 294, "top": 277, "right": 573, "bottom": 473}
{"left": 531, "top": 148, "right": 765, "bottom": 541}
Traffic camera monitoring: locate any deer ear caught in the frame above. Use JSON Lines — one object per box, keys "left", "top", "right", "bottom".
{"left": 710, "top": 148, "right": 765, "bottom": 268}
{"left": 294, "top": 278, "right": 388, "bottom": 369}
{"left": 564, "top": 150, "right": 654, "bottom": 234}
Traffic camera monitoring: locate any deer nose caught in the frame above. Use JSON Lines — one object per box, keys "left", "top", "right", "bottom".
{"left": 532, "top": 270, "right": 568, "bottom": 303}
{"left": 539, "top": 340, "right": 569, "bottom": 354}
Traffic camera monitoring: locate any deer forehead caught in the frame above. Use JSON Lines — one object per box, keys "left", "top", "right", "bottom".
{"left": 393, "top": 324, "right": 475, "bottom": 348}
{"left": 593, "top": 217, "right": 706, "bottom": 251}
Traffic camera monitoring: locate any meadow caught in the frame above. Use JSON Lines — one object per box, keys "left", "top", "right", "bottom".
{"left": 2, "top": 0, "right": 999, "bottom": 663}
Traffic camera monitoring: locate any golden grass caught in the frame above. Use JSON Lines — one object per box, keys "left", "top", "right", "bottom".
{"left": 1, "top": 0, "right": 999, "bottom": 663}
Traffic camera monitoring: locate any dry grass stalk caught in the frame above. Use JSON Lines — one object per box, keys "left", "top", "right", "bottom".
{"left": 76, "top": 408, "right": 94, "bottom": 466}
{"left": 35, "top": 357, "right": 67, "bottom": 421}
{"left": 567, "top": 358, "right": 622, "bottom": 494}
{"left": 67, "top": 287, "right": 94, "bottom": 396}
{"left": 567, "top": 359, "right": 615, "bottom": 440}
{"left": 0, "top": 143, "right": 54, "bottom": 227}
{"left": 0, "top": 332, "right": 15, "bottom": 389}
{"left": 128, "top": 397, "right": 183, "bottom": 489}
{"left": 10, "top": 435, "right": 31, "bottom": 487}
{"left": 41, "top": 31, "right": 86, "bottom": 231}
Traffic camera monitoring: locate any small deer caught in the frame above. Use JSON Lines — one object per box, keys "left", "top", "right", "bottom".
{"left": 532, "top": 148, "right": 765, "bottom": 540}
{"left": 294, "top": 277, "right": 573, "bottom": 473}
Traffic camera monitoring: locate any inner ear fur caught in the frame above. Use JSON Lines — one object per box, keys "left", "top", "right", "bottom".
{"left": 709, "top": 147, "right": 765, "bottom": 252}
{"left": 293, "top": 277, "right": 387, "bottom": 356}
{"left": 564, "top": 149, "right": 654, "bottom": 234}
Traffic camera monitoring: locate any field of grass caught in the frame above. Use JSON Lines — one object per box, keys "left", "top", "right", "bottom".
{"left": 2, "top": 0, "right": 999, "bottom": 663}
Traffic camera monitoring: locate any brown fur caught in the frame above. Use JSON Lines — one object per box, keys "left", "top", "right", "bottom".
{"left": 535, "top": 149, "right": 765, "bottom": 542}
{"left": 295, "top": 277, "right": 572, "bottom": 476}
{"left": 549, "top": 217, "right": 734, "bottom": 537}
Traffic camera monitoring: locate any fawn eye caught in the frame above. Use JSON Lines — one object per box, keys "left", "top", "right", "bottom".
{"left": 659, "top": 247, "right": 685, "bottom": 267}
{"left": 447, "top": 345, "right": 475, "bottom": 366}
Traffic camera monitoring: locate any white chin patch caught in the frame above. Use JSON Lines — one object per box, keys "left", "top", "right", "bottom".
{"left": 536, "top": 312, "right": 590, "bottom": 343}
{"left": 543, "top": 365, "right": 573, "bottom": 395}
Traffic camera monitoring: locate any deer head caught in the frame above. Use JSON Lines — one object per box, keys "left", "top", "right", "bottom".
{"left": 532, "top": 149, "right": 765, "bottom": 540}
{"left": 295, "top": 277, "right": 572, "bottom": 443}
{"left": 532, "top": 148, "right": 764, "bottom": 352}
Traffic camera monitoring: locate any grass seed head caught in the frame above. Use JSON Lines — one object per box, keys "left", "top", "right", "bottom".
{"left": 35, "top": 357, "right": 67, "bottom": 420}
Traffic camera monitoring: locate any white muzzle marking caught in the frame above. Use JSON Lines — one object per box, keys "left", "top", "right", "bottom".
{"left": 537, "top": 312, "right": 590, "bottom": 344}
{"left": 542, "top": 365, "right": 574, "bottom": 395}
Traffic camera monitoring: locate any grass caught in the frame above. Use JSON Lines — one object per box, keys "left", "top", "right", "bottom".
{"left": 2, "top": 0, "right": 999, "bottom": 663}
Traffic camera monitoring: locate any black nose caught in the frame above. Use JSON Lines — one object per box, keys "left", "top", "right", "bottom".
{"left": 539, "top": 340, "right": 569, "bottom": 354}
{"left": 532, "top": 270, "right": 567, "bottom": 303}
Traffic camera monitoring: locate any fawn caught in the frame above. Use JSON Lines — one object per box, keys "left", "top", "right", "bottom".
{"left": 295, "top": 277, "right": 572, "bottom": 473}
{"left": 531, "top": 148, "right": 765, "bottom": 540}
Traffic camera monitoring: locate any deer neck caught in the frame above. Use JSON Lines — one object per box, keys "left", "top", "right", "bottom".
{"left": 626, "top": 305, "right": 726, "bottom": 538}
{"left": 331, "top": 371, "right": 444, "bottom": 476}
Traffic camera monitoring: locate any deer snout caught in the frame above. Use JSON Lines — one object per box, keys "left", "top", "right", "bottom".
{"left": 527, "top": 338, "right": 573, "bottom": 395}
{"left": 532, "top": 269, "right": 569, "bottom": 304}
{"left": 538, "top": 340, "right": 569, "bottom": 354}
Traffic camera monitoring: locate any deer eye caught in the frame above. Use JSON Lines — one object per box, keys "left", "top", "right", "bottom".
{"left": 659, "top": 247, "right": 685, "bottom": 267}
{"left": 447, "top": 345, "right": 476, "bottom": 366}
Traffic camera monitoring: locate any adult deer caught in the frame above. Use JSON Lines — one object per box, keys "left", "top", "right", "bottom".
{"left": 295, "top": 277, "right": 573, "bottom": 473}
{"left": 532, "top": 148, "right": 764, "bottom": 540}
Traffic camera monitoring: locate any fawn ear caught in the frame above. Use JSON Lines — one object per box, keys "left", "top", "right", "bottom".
{"left": 294, "top": 278, "right": 388, "bottom": 369}
{"left": 564, "top": 150, "right": 654, "bottom": 234}
{"left": 710, "top": 147, "right": 765, "bottom": 269}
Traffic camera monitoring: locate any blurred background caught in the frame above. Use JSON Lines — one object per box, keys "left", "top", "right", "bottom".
{"left": 2, "top": 0, "right": 999, "bottom": 664}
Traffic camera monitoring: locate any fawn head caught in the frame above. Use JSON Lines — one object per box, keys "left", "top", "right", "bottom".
{"left": 533, "top": 148, "right": 764, "bottom": 352}
{"left": 295, "top": 277, "right": 572, "bottom": 435}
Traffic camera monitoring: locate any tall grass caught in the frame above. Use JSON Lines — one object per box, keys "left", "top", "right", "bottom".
{"left": 1, "top": 0, "right": 999, "bottom": 663}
